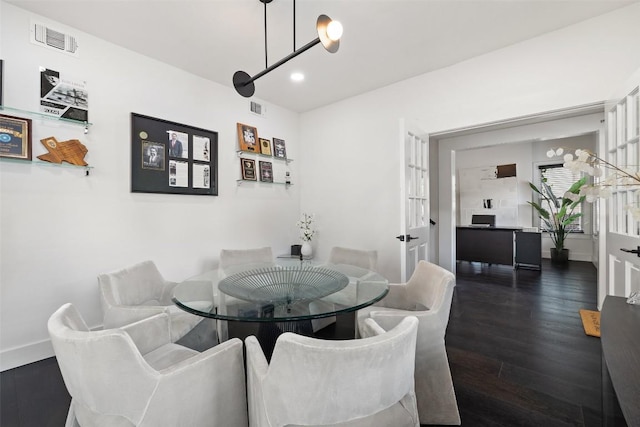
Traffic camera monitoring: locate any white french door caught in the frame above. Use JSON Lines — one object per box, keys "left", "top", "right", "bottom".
{"left": 398, "top": 119, "right": 430, "bottom": 282}
{"left": 602, "top": 69, "right": 640, "bottom": 303}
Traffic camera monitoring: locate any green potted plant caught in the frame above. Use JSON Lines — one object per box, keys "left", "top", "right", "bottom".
{"left": 528, "top": 176, "right": 587, "bottom": 264}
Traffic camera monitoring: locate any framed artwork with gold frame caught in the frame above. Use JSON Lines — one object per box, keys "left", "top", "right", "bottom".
{"left": 0, "top": 114, "right": 33, "bottom": 161}
{"left": 259, "top": 138, "right": 272, "bottom": 156}
{"left": 237, "top": 122, "right": 259, "bottom": 153}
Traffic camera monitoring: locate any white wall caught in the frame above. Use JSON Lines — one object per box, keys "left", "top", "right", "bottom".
{"left": 0, "top": 3, "right": 301, "bottom": 370}
{"left": 457, "top": 142, "right": 532, "bottom": 227}
{"left": 300, "top": 3, "right": 640, "bottom": 276}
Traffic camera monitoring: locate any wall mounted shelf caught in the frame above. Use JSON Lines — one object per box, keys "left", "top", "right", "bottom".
{"left": 0, "top": 105, "right": 92, "bottom": 131}
{"left": 236, "top": 179, "right": 291, "bottom": 186}
{"left": 0, "top": 157, "right": 93, "bottom": 176}
{"left": 236, "top": 150, "right": 293, "bottom": 163}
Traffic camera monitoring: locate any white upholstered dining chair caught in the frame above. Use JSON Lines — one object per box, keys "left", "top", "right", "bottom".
{"left": 310, "top": 246, "right": 379, "bottom": 332}
{"left": 219, "top": 246, "right": 274, "bottom": 276}
{"left": 357, "top": 260, "right": 461, "bottom": 425}
{"left": 328, "top": 246, "right": 378, "bottom": 271}
{"left": 48, "top": 303, "right": 248, "bottom": 427}
{"left": 245, "top": 316, "right": 420, "bottom": 427}
{"left": 98, "top": 260, "right": 204, "bottom": 342}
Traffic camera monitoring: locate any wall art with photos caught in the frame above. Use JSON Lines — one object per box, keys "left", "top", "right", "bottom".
{"left": 0, "top": 114, "right": 32, "bottom": 161}
{"left": 40, "top": 67, "right": 89, "bottom": 123}
{"left": 131, "top": 113, "right": 218, "bottom": 196}
{"left": 237, "top": 122, "right": 259, "bottom": 153}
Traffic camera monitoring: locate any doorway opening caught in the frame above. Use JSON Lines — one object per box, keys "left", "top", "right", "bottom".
{"left": 429, "top": 102, "right": 605, "bottom": 287}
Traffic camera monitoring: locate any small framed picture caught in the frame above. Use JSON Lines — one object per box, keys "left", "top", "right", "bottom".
{"left": 273, "top": 137, "right": 287, "bottom": 159}
{"left": 0, "top": 114, "right": 33, "bottom": 161}
{"left": 237, "top": 122, "right": 259, "bottom": 153}
{"left": 168, "top": 130, "right": 188, "bottom": 159}
{"left": 259, "top": 161, "right": 273, "bottom": 182}
{"left": 259, "top": 138, "right": 272, "bottom": 156}
{"left": 142, "top": 141, "right": 165, "bottom": 170}
{"left": 241, "top": 158, "right": 257, "bottom": 181}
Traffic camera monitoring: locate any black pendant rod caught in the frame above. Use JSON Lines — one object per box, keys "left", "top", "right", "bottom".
{"left": 233, "top": 0, "right": 340, "bottom": 98}
{"left": 264, "top": 0, "right": 268, "bottom": 68}
{"left": 245, "top": 36, "right": 320, "bottom": 86}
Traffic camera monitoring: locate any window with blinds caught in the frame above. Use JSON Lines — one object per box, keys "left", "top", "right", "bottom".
{"left": 538, "top": 164, "right": 583, "bottom": 232}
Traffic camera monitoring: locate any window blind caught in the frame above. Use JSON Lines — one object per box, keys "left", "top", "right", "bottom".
{"left": 538, "top": 164, "right": 583, "bottom": 232}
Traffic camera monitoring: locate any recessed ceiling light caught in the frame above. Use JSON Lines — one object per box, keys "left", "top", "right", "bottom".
{"left": 291, "top": 72, "right": 305, "bottom": 82}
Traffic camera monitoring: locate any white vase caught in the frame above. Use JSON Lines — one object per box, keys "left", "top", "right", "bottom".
{"left": 301, "top": 242, "right": 313, "bottom": 258}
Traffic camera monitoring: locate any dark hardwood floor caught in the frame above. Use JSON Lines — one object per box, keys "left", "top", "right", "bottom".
{"left": 447, "top": 260, "right": 602, "bottom": 427}
{"left": 1, "top": 259, "right": 602, "bottom": 427}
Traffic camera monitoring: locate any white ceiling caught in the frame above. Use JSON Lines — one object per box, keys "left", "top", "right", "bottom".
{"left": 7, "top": 0, "right": 637, "bottom": 112}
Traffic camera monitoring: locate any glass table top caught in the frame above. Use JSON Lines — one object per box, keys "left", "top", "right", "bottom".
{"left": 172, "top": 260, "right": 389, "bottom": 322}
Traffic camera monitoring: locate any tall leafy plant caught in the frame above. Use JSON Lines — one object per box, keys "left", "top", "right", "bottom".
{"left": 528, "top": 176, "right": 587, "bottom": 251}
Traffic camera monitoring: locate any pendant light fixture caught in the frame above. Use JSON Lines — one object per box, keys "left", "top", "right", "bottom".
{"left": 233, "top": 0, "right": 343, "bottom": 98}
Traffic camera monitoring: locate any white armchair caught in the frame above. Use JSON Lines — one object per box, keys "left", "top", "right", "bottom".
{"left": 48, "top": 303, "right": 248, "bottom": 427}
{"left": 311, "top": 246, "right": 379, "bottom": 332}
{"left": 328, "top": 246, "right": 378, "bottom": 271}
{"left": 219, "top": 247, "right": 274, "bottom": 276}
{"left": 357, "top": 260, "right": 461, "bottom": 425}
{"left": 98, "top": 260, "right": 204, "bottom": 342}
{"left": 245, "top": 316, "right": 420, "bottom": 427}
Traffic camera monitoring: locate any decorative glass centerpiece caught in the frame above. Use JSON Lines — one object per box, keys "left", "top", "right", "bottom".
{"left": 218, "top": 265, "right": 348, "bottom": 306}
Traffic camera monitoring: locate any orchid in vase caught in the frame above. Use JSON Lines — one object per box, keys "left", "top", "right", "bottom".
{"left": 296, "top": 213, "right": 315, "bottom": 256}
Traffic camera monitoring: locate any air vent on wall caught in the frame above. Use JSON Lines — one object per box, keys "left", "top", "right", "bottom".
{"left": 250, "top": 101, "right": 266, "bottom": 117}
{"left": 30, "top": 21, "right": 79, "bottom": 57}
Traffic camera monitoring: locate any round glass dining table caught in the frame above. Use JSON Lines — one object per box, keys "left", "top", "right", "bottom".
{"left": 172, "top": 260, "right": 388, "bottom": 358}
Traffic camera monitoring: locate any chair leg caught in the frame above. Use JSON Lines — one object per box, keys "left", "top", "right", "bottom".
{"left": 65, "top": 399, "right": 80, "bottom": 427}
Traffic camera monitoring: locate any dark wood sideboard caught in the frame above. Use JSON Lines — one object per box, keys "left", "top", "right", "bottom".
{"left": 601, "top": 296, "right": 640, "bottom": 426}
{"left": 456, "top": 226, "right": 541, "bottom": 268}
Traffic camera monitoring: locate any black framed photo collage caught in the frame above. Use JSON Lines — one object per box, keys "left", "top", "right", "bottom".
{"left": 131, "top": 113, "right": 218, "bottom": 196}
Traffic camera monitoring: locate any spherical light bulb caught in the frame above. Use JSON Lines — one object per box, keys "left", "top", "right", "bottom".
{"left": 326, "top": 20, "right": 343, "bottom": 41}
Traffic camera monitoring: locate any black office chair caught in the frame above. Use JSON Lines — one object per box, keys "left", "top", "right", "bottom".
{"left": 471, "top": 214, "right": 496, "bottom": 226}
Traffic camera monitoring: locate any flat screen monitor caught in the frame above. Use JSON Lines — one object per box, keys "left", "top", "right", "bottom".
{"left": 471, "top": 214, "right": 496, "bottom": 226}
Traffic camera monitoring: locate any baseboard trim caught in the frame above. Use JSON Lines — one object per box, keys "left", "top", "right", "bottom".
{"left": 1, "top": 339, "right": 55, "bottom": 372}
{"left": 1, "top": 324, "right": 103, "bottom": 372}
{"left": 542, "top": 252, "right": 591, "bottom": 262}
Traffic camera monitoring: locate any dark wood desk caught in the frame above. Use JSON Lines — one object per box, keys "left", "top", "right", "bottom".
{"left": 601, "top": 296, "right": 640, "bottom": 426}
{"left": 456, "top": 226, "right": 524, "bottom": 266}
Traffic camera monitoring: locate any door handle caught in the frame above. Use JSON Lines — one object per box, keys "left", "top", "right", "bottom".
{"left": 396, "top": 234, "right": 419, "bottom": 242}
{"left": 620, "top": 246, "right": 640, "bottom": 257}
